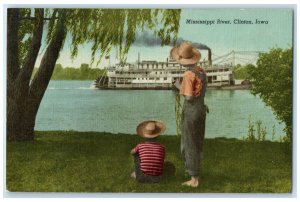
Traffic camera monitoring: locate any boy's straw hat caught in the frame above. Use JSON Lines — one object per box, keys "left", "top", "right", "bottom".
{"left": 170, "top": 42, "right": 201, "bottom": 65}
{"left": 136, "top": 120, "right": 166, "bottom": 138}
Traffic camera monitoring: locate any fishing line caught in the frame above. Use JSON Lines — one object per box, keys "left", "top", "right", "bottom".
{"left": 175, "top": 90, "right": 182, "bottom": 136}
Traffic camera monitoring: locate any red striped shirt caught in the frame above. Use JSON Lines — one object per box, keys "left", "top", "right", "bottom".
{"left": 134, "top": 142, "right": 165, "bottom": 176}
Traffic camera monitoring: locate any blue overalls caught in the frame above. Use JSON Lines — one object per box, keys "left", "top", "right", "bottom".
{"left": 181, "top": 67, "right": 207, "bottom": 177}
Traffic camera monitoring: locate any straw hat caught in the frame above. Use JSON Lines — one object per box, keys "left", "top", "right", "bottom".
{"left": 170, "top": 42, "right": 201, "bottom": 65}
{"left": 136, "top": 120, "right": 166, "bottom": 138}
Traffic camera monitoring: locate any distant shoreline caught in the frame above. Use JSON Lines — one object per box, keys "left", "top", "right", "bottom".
{"left": 95, "top": 84, "right": 251, "bottom": 90}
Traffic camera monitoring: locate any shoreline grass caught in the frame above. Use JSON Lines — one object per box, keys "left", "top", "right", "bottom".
{"left": 6, "top": 131, "right": 292, "bottom": 193}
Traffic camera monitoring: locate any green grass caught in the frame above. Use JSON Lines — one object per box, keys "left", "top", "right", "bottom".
{"left": 6, "top": 131, "right": 292, "bottom": 193}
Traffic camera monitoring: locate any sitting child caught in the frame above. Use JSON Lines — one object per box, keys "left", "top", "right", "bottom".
{"left": 130, "top": 120, "right": 167, "bottom": 183}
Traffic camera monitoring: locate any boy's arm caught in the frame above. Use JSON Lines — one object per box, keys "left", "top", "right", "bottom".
{"left": 130, "top": 144, "right": 139, "bottom": 155}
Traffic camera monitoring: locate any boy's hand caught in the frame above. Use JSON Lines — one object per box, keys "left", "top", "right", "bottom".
{"left": 174, "top": 79, "right": 181, "bottom": 90}
{"left": 130, "top": 149, "right": 136, "bottom": 155}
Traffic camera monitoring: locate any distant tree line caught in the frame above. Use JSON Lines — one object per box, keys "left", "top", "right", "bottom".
{"left": 32, "top": 63, "right": 106, "bottom": 80}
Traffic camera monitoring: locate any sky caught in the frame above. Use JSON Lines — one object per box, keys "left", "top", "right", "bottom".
{"left": 35, "top": 8, "right": 293, "bottom": 68}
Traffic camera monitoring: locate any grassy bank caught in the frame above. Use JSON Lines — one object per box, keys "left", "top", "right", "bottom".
{"left": 6, "top": 131, "right": 292, "bottom": 193}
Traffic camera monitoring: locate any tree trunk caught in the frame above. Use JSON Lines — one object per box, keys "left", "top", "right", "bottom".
{"left": 7, "top": 9, "right": 66, "bottom": 141}
{"left": 23, "top": 10, "right": 67, "bottom": 138}
{"left": 7, "top": 9, "right": 44, "bottom": 141}
{"left": 7, "top": 8, "right": 21, "bottom": 141}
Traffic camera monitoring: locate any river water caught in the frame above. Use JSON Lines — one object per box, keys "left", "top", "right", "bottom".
{"left": 35, "top": 80, "right": 285, "bottom": 140}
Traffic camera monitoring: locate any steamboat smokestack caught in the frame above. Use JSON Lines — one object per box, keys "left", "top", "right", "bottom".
{"left": 208, "top": 48, "right": 212, "bottom": 67}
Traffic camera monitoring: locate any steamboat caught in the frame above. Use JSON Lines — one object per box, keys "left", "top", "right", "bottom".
{"left": 94, "top": 50, "right": 251, "bottom": 90}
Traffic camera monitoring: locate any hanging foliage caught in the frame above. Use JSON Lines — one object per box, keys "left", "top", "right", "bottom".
{"left": 44, "top": 9, "right": 181, "bottom": 65}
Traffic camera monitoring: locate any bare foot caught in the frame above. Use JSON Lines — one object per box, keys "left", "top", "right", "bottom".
{"left": 182, "top": 179, "right": 199, "bottom": 187}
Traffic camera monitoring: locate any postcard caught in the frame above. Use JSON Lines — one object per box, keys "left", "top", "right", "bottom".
{"left": 5, "top": 6, "right": 294, "bottom": 195}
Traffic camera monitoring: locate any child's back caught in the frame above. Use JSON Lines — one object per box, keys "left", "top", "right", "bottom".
{"left": 134, "top": 141, "right": 165, "bottom": 176}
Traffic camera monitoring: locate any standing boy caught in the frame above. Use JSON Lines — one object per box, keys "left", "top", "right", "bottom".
{"left": 171, "top": 42, "right": 208, "bottom": 187}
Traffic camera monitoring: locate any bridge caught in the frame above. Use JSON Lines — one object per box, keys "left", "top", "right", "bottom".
{"left": 202, "top": 50, "right": 264, "bottom": 68}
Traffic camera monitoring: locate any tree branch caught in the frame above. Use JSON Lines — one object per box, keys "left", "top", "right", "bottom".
{"left": 16, "top": 9, "right": 44, "bottom": 88}
{"left": 27, "top": 10, "right": 67, "bottom": 119}
{"left": 20, "top": 17, "right": 59, "bottom": 20}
